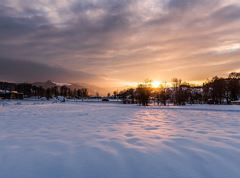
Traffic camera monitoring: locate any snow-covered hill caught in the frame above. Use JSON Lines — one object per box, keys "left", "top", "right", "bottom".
{"left": 33, "top": 80, "right": 108, "bottom": 95}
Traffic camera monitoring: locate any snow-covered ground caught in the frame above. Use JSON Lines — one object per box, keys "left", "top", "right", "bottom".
{"left": 0, "top": 101, "right": 240, "bottom": 178}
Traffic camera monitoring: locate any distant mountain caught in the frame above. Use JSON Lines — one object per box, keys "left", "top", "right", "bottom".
{"left": 32, "top": 80, "right": 108, "bottom": 96}
{"left": 33, "top": 80, "right": 57, "bottom": 89}
{"left": 66, "top": 83, "right": 108, "bottom": 96}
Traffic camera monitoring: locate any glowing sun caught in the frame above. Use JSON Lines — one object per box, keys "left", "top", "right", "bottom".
{"left": 152, "top": 81, "right": 161, "bottom": 88}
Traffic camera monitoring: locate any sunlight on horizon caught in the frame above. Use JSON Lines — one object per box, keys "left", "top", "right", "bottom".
{"left": 152, "top": 81, "right": 161, "bottom": 88}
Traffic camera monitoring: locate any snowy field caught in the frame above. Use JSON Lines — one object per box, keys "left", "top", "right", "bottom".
{"left": 0, "top": 101, "right": 240, "bottom": 178}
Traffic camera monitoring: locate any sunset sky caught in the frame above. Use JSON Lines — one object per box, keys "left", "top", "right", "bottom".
{"left": 0, "top": 0, "right": 240, "bottom": 88}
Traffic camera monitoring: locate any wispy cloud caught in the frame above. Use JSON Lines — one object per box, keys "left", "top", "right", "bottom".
{"left": 0, "top": 0, "right": 240, "bottom": 87}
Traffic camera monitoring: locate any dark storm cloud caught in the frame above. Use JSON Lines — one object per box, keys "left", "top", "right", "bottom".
{"left": 167, "top": 0, "right": 202, "bottom": 10}
{"left": 0, "top": 0, "right": 240, "bottom": 86}
{"left": 211, "top": 4, "right": 240, "bottom": 22}
{"left": 0, "top": 58, "right": 98, "bottom": 82}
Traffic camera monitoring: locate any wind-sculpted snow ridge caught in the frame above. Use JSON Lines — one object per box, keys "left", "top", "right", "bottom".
{"left": 0, "top": 101, "right": 240, "bottom": 178}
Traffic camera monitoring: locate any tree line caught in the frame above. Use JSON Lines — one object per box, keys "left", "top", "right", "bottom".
{"left": 0, "top": 72, "right": 239, "bottom": 105}
{"left": 0, "top": 82, "right": 89, "bottom": 100}
{"left": 116, "top": 72, "right": 240, "bottom": 106}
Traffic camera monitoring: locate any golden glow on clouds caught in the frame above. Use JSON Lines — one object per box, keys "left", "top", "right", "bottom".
{"left": 1, "top": 0, "right": 240, "bottom": 88}
{"left": 213, "top": 43, "right": 240, "bottom": 54}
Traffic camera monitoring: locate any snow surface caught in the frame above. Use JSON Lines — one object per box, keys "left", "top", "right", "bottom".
{"left": 0, "top": 101, "right": 240, "bottom": 178}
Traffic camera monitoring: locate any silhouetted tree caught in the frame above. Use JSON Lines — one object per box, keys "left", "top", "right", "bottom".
{"left": 77, "top": 88, "right": 88, "bottom": 101}
{"left": 15, "top": 83, "right": 32, "bottom": 97}
{"left": 228, "top": 72, "right": 240, "bottom": 101}
{"left": 113, "top": 91, "right": 118, "bottom": 99}
{"left": 52, "top": 86, "right": 59, "bottom": 97}
{"left": 211, "top": 77, "right": 227, "bottom": 104}
{"left": 119, "top": 88, "right": 135, "bottom": 104}
{"left": 159, "top": 88, "right": 171, "bottom": 106}
{"left": 46, "top": 88, "right": 52, "bottom": 100}
{"left": 135, "top": 81, "right": 151, "bottom": 106}
{"left": 60, "top": 86, "right": 68, "bottom": 97}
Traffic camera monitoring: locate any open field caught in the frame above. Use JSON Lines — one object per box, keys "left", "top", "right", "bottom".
{"left": 0, "top": 101, "right": 240, "bottom": 178}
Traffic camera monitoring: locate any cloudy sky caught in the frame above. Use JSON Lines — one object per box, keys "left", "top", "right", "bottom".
{"left": 0, "top": 0, "right": 240, "bottom": 88}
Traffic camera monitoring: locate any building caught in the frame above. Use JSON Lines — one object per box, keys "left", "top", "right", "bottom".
{"left": 0, "top": 90, "right": 24, "bottom": 99}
